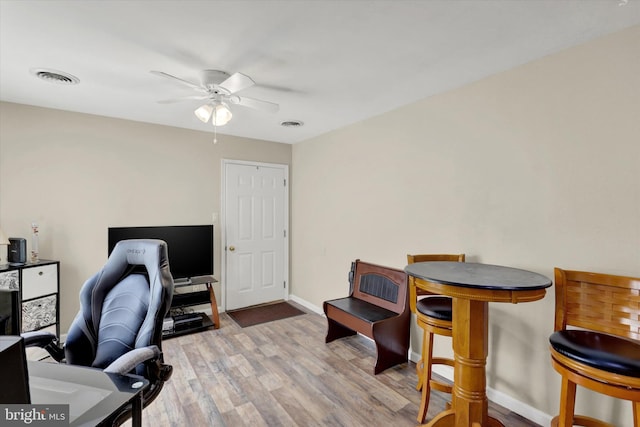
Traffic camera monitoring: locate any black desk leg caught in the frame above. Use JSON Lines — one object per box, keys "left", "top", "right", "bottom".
{"left": 131, "top": 394, "right": 143, "bottom": 427}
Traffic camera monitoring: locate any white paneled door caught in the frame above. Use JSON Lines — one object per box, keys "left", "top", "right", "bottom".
{"left": 223, "top": 161, "right": 288, "bottom": 310}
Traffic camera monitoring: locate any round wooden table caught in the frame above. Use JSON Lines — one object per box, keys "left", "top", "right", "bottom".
{"left": 405, "top": 262, "right": 551, "bottom": 427}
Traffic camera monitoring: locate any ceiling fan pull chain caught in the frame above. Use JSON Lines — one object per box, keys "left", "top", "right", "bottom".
{"left": 213, "top": 123, "right": 218, "bottom": 144}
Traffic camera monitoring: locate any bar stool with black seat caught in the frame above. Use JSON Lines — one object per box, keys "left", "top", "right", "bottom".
{"left": 407, "top": 253, "right": 465, "bottom": 424}
{"left": 549, "top": 267, "right": 640, "bottom": 427}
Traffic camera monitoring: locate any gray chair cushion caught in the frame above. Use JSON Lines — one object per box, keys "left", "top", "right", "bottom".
{"left": 93, "top": 274, "right": 150, "bottom": 368}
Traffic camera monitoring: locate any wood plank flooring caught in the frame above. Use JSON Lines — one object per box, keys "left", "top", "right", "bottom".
{"left": 131, "top": 303, "right": 541, "bottom": 427}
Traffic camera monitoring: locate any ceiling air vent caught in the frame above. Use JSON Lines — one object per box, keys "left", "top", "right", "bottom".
{"left": 280, "top": 120, "right": 304, "bottom": 127}
{"left": 30, "top": 68, "right": 80, "bottom": 85}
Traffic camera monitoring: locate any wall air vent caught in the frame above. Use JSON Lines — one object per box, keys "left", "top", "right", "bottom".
{"left": 30, "top": 68, "right": 80, "bottom": 85}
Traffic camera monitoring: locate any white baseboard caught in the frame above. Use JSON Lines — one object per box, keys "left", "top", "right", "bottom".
{"left": 485, "top": 385, "right": 552, "bottom": 427}
{"left": 294, "top": 292, "right": 552, "bottom": 426}
{"left": 288, "top": 294, "right": 324, "bottom": 315}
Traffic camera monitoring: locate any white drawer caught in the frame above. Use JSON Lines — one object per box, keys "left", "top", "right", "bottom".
{"left": 21, "top": 264, "right": 58, "bottom": 300}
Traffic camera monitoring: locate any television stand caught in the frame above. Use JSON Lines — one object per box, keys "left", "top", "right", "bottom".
{"left": 163, "top": 276, "right": 219, "bottom": 338}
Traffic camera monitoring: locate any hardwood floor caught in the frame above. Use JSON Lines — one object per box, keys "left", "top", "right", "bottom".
{"left": 133, "top": 304, "right": 541, "bottom": 427}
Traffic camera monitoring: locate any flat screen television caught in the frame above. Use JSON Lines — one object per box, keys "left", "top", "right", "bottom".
{"left": 108, "top": 225, "right": 213, "bottom": 284}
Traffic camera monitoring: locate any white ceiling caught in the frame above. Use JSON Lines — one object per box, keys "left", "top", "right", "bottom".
{"left": 1, "top": 1, "right": 638, "bottom": 144}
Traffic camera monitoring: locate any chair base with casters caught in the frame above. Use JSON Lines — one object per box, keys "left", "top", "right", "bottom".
{"left": 549, "top": 267, "right": 640, "bottom": 427}
{"left": 407, "top": 253, "right": 464, "bottom": 424}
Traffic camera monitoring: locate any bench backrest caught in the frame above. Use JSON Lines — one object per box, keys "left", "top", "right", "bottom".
{"left": 350, "top": 259, "right": 408, "bottom": 315}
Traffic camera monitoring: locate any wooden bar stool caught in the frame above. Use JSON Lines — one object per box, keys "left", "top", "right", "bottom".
{"left": 407, "top": 253, "right": 465, "bottom": 424}
{"left": 549, "top": 267, "right": 640, "bottom": 427}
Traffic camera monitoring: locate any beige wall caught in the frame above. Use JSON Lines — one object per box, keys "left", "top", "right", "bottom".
{"left": 0, "top": 102, "right": 292, "bottom": 331}
{"left": 291, "top": 26, "right": 639, "bottom": 425}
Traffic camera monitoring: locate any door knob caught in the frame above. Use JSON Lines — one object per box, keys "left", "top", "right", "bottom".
{"left": 229, "top": 246, "right": 235, "bottom": 252}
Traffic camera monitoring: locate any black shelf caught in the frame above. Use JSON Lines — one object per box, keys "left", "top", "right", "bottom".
{"left": 162, "top": 312, "right": 214, "bottom": 339}
{"left": 173, "top": 275, "right": 216, "bottom": 288}
{"left": 172, "top": 290, "right": 210, "bottom": 308}
{"left": 163, "top": 275, "right": 219, "bottom": 338}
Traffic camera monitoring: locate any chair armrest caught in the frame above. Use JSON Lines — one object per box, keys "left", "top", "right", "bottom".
{"left": 22, "top": 330, "right": 57, "bottom": 347}
{"left": 103, "top": 345, "right": 161, "bottom": 375}
{"left": 21, "top": 331, "right": 65, "bottom": 362}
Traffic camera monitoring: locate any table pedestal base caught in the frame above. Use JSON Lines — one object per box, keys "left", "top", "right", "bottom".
{"left": 421, "top": 299, "right": 505, "bottom": 427}
{"left": 423, "top": 410, "right": 505, "bottom": 427}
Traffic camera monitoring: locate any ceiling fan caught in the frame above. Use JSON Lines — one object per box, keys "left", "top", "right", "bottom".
{"left": 150, "top": 69, "right": 279, "bottom": 127}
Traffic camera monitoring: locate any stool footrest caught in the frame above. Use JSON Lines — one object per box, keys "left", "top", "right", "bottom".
{"left": 431, "top": 357, "right": 454, "bottom": 367}
{"left": 430, "top": 379, "right": 452, "bottom": 394}
{"left": 551, "top": 414, "right": 615, "bottom": 427}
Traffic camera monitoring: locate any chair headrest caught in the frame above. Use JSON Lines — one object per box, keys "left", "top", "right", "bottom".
{"left": 109, "top": 239, "right": 170, "bottom": 275}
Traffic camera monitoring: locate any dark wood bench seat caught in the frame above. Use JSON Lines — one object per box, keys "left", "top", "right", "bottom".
{"left": 327, "top": 298, "right": 399, "bottom": 323}
{"left": 323, "top": 259, "right": 410, "bottom": 374}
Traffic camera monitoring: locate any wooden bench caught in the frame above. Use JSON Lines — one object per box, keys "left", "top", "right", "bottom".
{"left": 323, "top": 259, "right": 410, "bottom": 374}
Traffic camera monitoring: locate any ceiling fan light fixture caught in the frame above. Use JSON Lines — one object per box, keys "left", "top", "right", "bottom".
{"left": 212, "top": 103, "right": 232, "bottom": 126}
{"left": 194, "top": 104, "right": 213, "bottom": 123}
{"left": 155, "top": 69, "right": 278, "bottom": 130}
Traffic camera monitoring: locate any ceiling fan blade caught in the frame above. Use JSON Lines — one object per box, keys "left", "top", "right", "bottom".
{"left": 157, "top": 95, "right": 209, "bottom": 104}
{"left": 219, "top": 72, "right": 255, "bottom": 94}
{"left": 232, "top": 96, "right": 279, "bottom": 113}
{"left": 150, "top": 70, "right": 207, "bottom": 93}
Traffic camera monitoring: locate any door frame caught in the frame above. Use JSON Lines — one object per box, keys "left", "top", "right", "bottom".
{"left": 220, "top": 159, "right": 289, "bottom": 312}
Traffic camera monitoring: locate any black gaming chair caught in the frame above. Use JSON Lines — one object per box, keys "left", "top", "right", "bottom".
{"left": 23, "top": 239, "right": 174, "bottom": 425}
